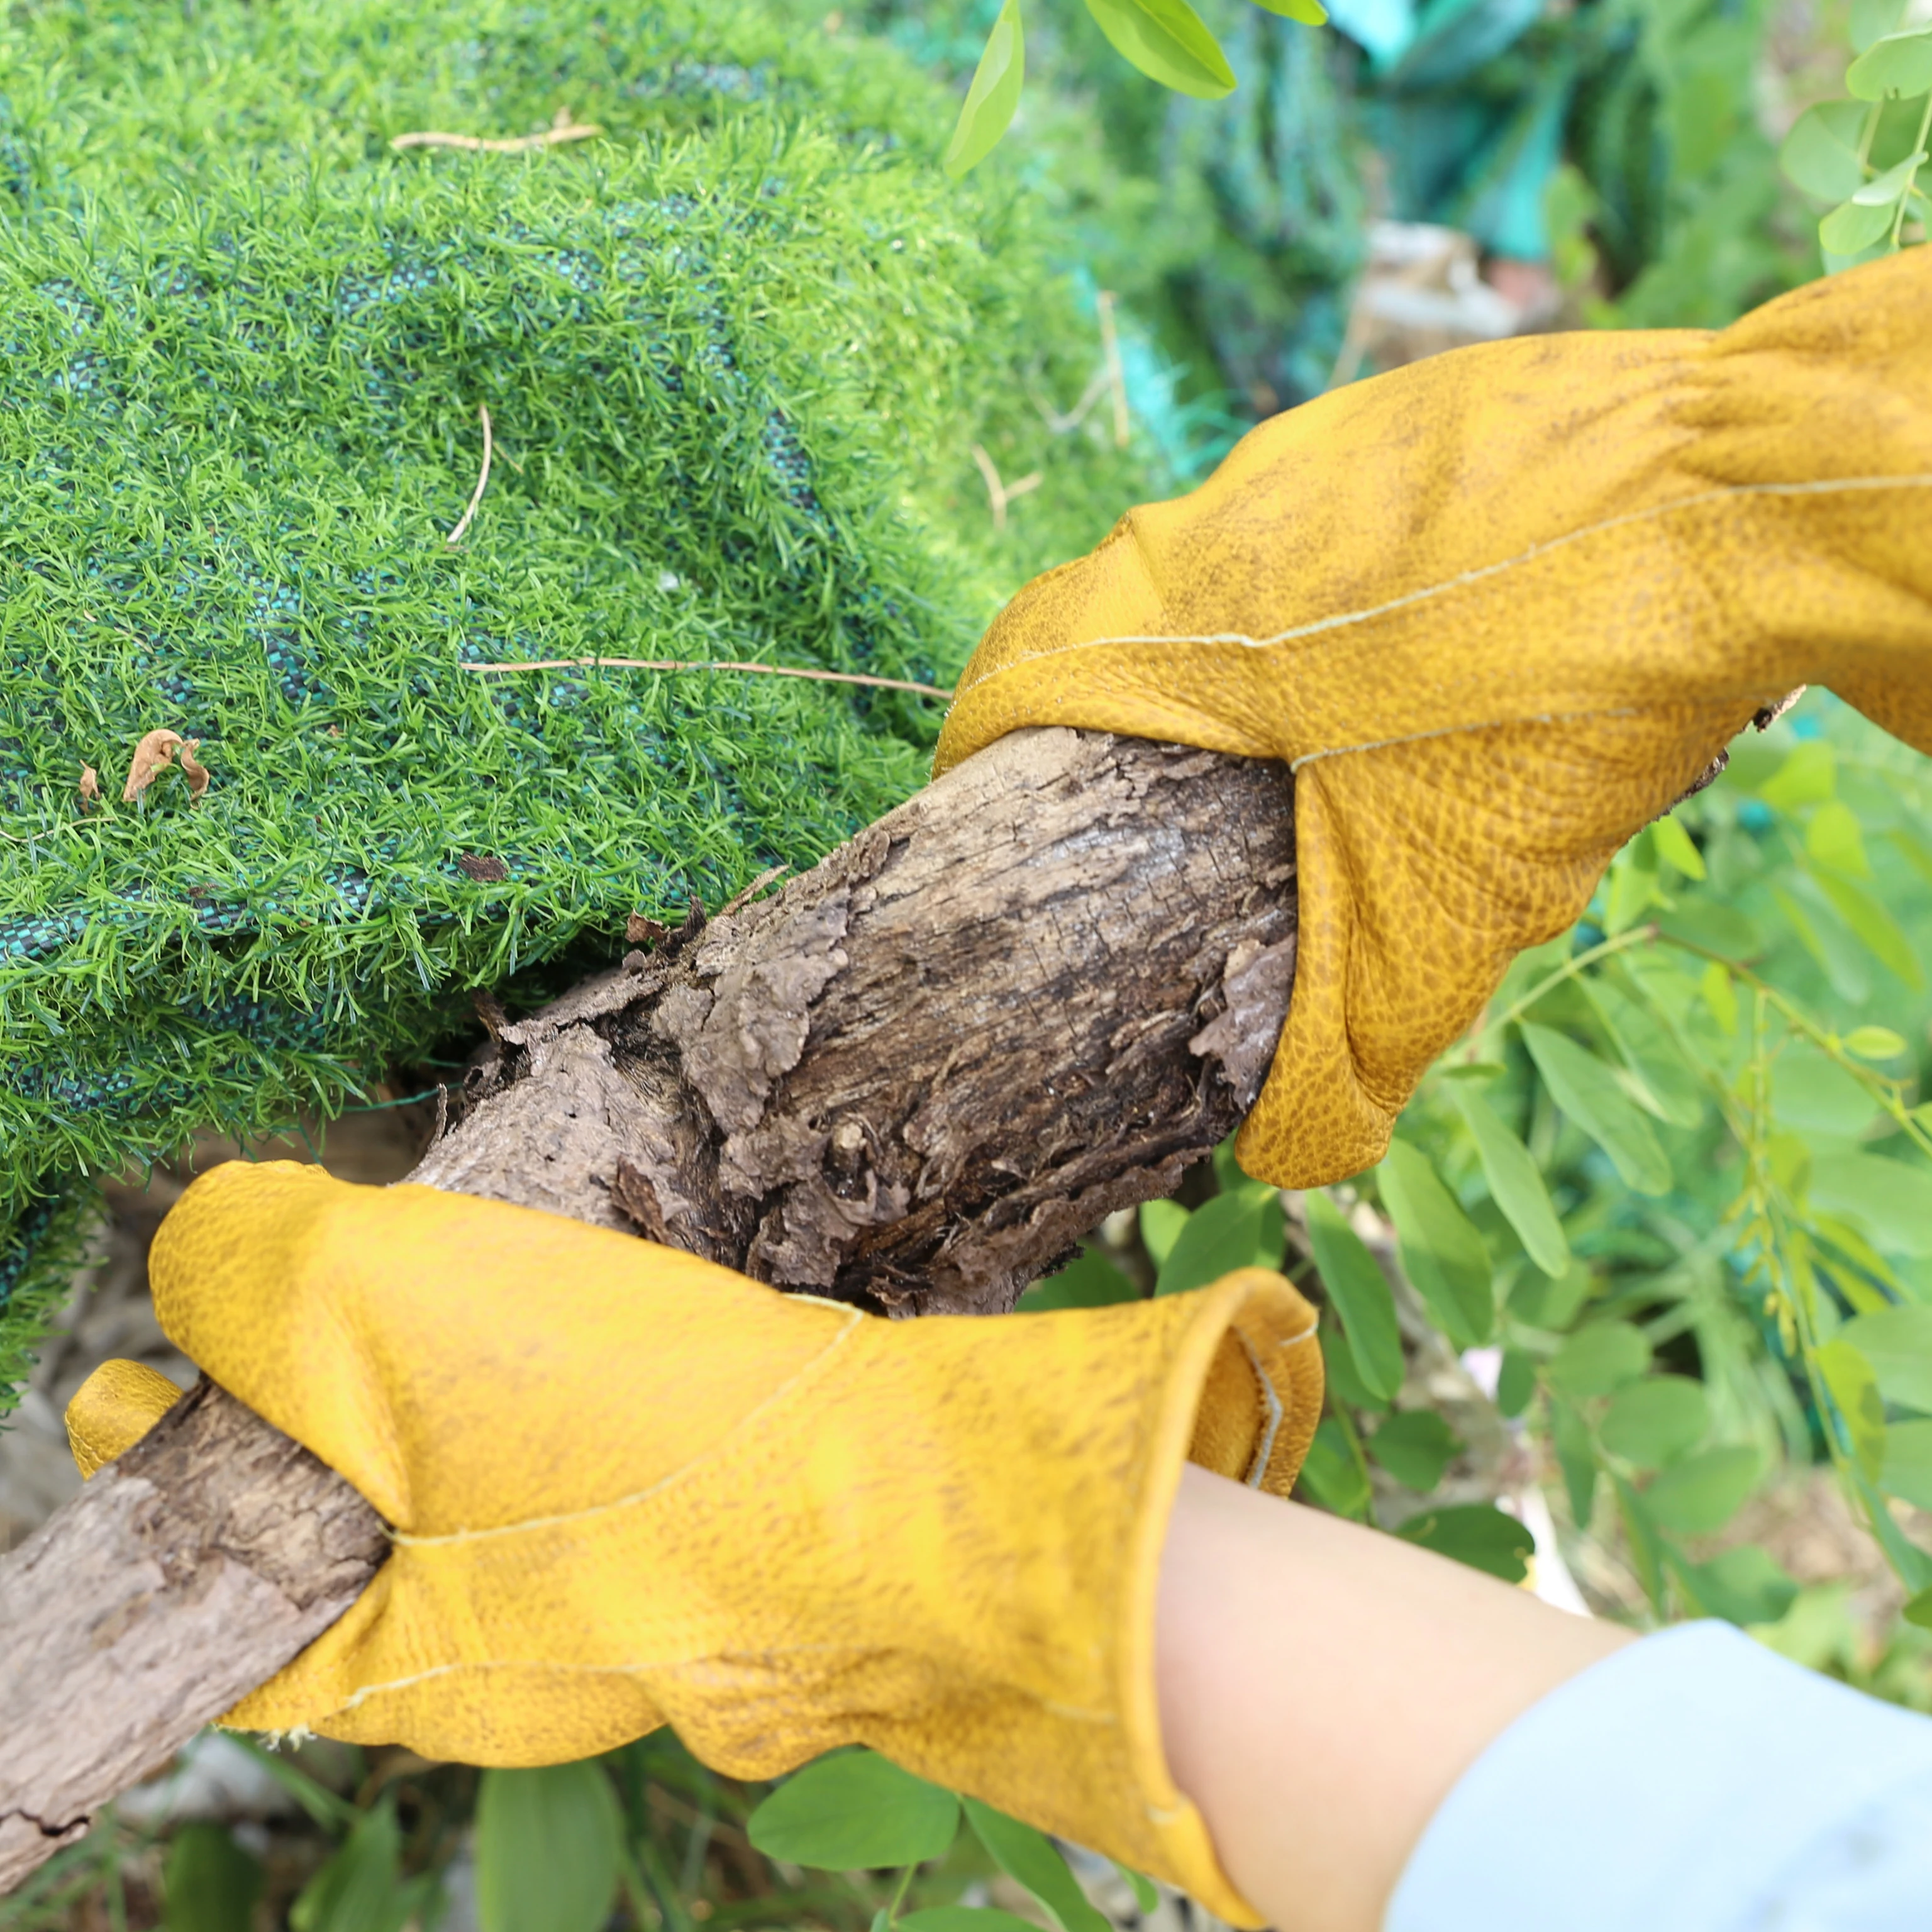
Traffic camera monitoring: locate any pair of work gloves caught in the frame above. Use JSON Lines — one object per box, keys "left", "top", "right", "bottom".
{"left": 70, "top": 249, "right": 1932, "bottom": 1924}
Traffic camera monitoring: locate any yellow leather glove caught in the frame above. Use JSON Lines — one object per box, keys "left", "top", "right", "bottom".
{"left": 65, "top": 1358, "right": 182, "bottom": 1478}
{"left": 936, "top": 247, "right": 1932, "bottom": 1188}
{"left": 67, "top": 1160, "right": 1320, "bottom": 1925}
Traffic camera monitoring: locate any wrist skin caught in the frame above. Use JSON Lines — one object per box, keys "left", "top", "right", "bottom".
{"left": 1155, "top": 1465, "right": 1631, "bottom": 1932}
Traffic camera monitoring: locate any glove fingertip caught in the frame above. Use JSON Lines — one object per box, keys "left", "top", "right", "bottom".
{"left": 65, "top": 1358, "right": 184, "bottom": 1478}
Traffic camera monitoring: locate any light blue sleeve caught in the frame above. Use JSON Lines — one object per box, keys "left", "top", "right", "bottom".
{"left": 1384, "top": 1621, "right": 1932, "bottom": 1932}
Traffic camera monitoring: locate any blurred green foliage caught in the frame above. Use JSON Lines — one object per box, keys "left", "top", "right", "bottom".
{"left": 847, "top": 0, "right": 1813, "bottom": 433}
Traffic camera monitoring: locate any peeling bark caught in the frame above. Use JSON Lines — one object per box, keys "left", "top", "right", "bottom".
{"left": 418, "top": 727, "right": 1299, "bottom": 1315}
{"left": 0, "top": 728, "right": 1297, "bottom": 1890}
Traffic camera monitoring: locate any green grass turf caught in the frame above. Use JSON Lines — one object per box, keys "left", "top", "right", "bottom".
{"left": 0, "top": 0, "right": 1158, "bottom": 1392}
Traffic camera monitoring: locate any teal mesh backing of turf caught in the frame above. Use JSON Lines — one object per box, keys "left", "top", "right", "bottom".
{"left": 0, "top": 0, "right": 1157, "bottom": 1387}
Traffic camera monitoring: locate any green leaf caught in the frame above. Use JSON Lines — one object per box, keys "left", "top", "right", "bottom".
{"left": 1519, "top": 1024, "right": 1671, "bottom": 1196}
{"left": 1081, "top": 0, "right": 1236, "bottom": 98}
{"left": 1649, "top": 813, "right": 1706, "bottom": 879}
{"left": 1305, "top": 1192, "right": 1404, "bottom": 1399}
{"left": 1602, "top": 835, "right": 1663, "bottom": 934}
{"left": 1855, "top": 148, "right": 1931, "bottom": 201}
{"left": 903, "top": 1914, "right": 1045, "bottom": 1932}
{"left": 1497, "top": 1345, "right": 1536, "bottom": 1419}
{"left": 1773, "top": 1047, "right": 1882, "bottom": 1138}
{"left": 962, "top": 1799, "right": 1112, "bottom": 1932}
{"left": 1510, "top": 1256, "right": 1592, "bottom": 1331}
{"left": 1780, "top": 100, "right": 1871, "bottom": 199}
{"left": 1155, "top": 1188, "right": 1285, "bottom": 1296}
{"left": 1600, "top": 1374, "right": 1711, "bottom": 1468}
{"left": 1767, "top": 1130, "right": 1814, "bottom": 1201}
{"left": 1140, "top": 1199, "right": 1188, "bottom": 1269}
{"left": 1367, "top": 1409, "right": 1461, "bottom": 1492}
{"left": 1294, "top": 1414, "right": 1372, "bottom": 1516}
{"left": 1699, "top": 961, "right": 1739, "bottom": 1036}
{"left": 1819, "top": 194, "right": 1899, "bottom": 254}
{"left": 1853, "top": 0, "right": 1907, "bottom": 52}
{"left": 1804, "top": 799, "right": 1873, "bottom": 877}
{"left": 750, "top": 1753, "right": 959, "bottom": 1871}
{"left": 291, "top": 1804, "right": 419, "bottom": 1932}
{"left": 1818, "top": 1338, "right": 1889, "bottom": 1482}
{"left": 1811, "top": 1155, "right": 1932, "bottom": 1260}
{"left": 1905, "top": 1585, "right": 1932, "bottom": 1630}
{"left": 1642, "top": 1445, "right": 1763, "bottom": 1535}
{"left": 1547, "top": 1319, "right": 1650, "bottom": 1399}
{"left": 1669, "top": 1544, "right": 1799, "bottom": 1627}
{"left": 1551, "top": 1396, "right": 1598, "bottom": 1531}
{"left": 477, "top": 1764, "right": 623, "bottom": 1932}
{"left": 1583, "top": 978, "right": 1706, "bottom": 1128}
{"left": 1839, "top": 1304, "right": 1932, "bottom": 1409}
{"left": 1813, "top": 1215, "right": 1904, "bottom": 1307}
{"left": 1019, "top": 1248, "right": 1140, "bottom": 1311}
{"left": 1114, "top": 1865, "right": 1160, "bottom": 1914}
{"left": 1810, "top": 870, "right": 1924, "bottom": 987}
{"left": 164, "top": 1824, "right": 264, "bottom": 1932}
{"left": 1395, "top": 1503, "right": 1535, "bottom": 1582}
{"left": 1880, "top": 1418, "right": 1932, "bottom": 1509}
{"left": 1843, "top": 1026, "right": 1909, "bottom": 1060}
{"left": 1621, "top": 954, "right": 1702, "bottom": 1028}
{"left": 1772, "top": 879, "right": 1872, "bottom": 1003}
{"left": 1655, "top": 898, "right": 1762, "bottom": 958}
{"left": 1850, "top": 1464, "right": 1932, "bottom": 1589}
{"left": 944, "top": 0, "right": 1026, "bottom": 177}
{"left": 1758, "top": 740, "right": 1836, "bottom": 809}
{"left": 1848, "top": 28, "right": 1932, "bottom": 98}
{"left": 1376, "top": 1140, "right": 1496, "bottom": 1348}
{"left": 1613, "top": 1474, "right": 1668, "bottom": 1612}
{"left": 1321, "top": 1324, "right": 1391, "bottom": 1414}
{"left": 1250, "top": 0, "right": 1329, "bottom": 21}
{"left": 1449, "top": 1085, "right": 1569, "bottom": 1277}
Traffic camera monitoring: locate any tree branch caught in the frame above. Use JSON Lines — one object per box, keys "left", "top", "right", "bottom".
{"left": 0, "top": 727, "right": 1297, "bottom": 1891}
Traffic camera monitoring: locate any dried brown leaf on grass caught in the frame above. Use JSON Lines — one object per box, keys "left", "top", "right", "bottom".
{"left": 121, "top": 730, "right": 209, "bottom": 804}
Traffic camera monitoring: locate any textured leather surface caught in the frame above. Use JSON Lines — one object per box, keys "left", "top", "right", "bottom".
{"left": 936, "top": 247, "right": 1932, "bottom": 1187}
{"left": 64, "top": 1358, "right": 180, "bottom": 1478}
{"left": 72, "top": 1161, "right": 1323, "bottom": 1922}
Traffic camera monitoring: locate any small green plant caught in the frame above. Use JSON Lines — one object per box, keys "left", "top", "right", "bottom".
{"left": 1780, "top": 0, "right": 1932, "bottom": 268}
{"left": 746, "top": 1752, "right": 1150, "bottom": 1932}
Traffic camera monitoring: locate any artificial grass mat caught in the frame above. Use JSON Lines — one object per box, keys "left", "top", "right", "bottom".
{"left": 0, "top": 0, "right": 1157, "bottom": 1393}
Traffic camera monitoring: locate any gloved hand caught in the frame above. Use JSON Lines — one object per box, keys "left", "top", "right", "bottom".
{"left": 66, "top": 1160, "right": 1321, "bottom": 1925}
{"left": 936, "top": 247, "right": 1932, "bottom": 1188}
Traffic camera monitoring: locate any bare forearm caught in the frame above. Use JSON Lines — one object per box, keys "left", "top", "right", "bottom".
{"left": 1155, "top": 1467, "right": 1631, "bottom": 1932}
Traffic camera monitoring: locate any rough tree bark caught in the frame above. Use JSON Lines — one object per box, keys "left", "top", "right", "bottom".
{"left": 0, "top": 726, "right": 1299, "bottom": 1892}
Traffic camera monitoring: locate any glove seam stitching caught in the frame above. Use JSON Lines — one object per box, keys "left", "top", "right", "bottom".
{"left": 950, "top": 470, "right": 1932, "bottom": 700}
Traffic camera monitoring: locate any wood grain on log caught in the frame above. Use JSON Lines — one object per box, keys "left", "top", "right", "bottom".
{"left": 0, "top": 727, "right": 1297, "bottom": 1890}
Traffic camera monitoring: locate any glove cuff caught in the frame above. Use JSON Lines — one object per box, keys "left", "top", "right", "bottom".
{"left": 815, "top": 1267, "right": 1321, "bottom": 1927}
